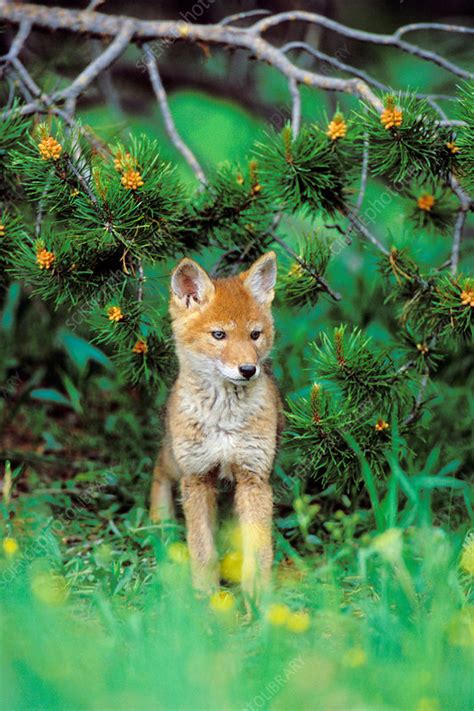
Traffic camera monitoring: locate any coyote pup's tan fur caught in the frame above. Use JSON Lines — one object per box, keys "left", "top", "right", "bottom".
{"left": 150, "top": 252, "right": 282, "bottom": 597}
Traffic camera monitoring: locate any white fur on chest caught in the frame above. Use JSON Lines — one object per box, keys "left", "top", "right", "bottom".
{"left": 173, "top": 377, "right": 275, "bottom": 478}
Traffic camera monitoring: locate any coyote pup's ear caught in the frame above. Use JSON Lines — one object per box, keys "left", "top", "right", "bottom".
{"left": 242, "top": 251, "right": 277, "bottom": 305}
{"left": 171, "top": 258, "right": 215, "bottom": 309}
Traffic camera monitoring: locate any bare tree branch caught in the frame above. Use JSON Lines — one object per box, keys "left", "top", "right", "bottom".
{"left": 0, "top": 3, "right": 383, "bottom": 110}
{"left": 143, "top": 43, "right": 207, "bottom": 186}
{"left": 343, "top": 209, "right": 390, "bottom": 256}
{"left": 281, "top": 40, "right": 461, "bottom": 112}
{"left": 289, "top": 77, "right": 301, "bottom": 137}
{"left": 394, "top": 22, "right": 474, "bottom": 38}
{"left": 252, "top": 11, "right": 474, "bottom": 80}
{"left": 450, "top": 209, "right": 468, "bottom": 277}
{"left": 0, "top": 19, "right": 32, "bottom": 68}
{"left": 53, "top": 21, "right": 134, "bottom": 103}
{"left": 219, "top": 10, "right": 271, "bottom": 27}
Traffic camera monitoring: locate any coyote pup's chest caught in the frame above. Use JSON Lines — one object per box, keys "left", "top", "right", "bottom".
{"left": 170, "top": 377, "right": 277, "bottom": 478}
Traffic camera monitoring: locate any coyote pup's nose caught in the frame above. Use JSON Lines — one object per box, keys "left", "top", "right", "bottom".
{"left": 238, "top": 364, "right": 257, "bottom": 379}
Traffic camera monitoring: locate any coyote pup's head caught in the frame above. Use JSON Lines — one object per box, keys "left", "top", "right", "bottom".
{"left": 169, "top": 252, "right": 277, "bottom": 385}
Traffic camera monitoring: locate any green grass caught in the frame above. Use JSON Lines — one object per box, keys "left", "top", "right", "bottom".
{"left": 1, "top": 460, "right": 473, "bottom": 711}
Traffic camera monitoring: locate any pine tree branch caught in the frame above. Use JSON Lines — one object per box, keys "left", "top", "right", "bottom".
{"left": 271, "top": 233, "right": 341, "bottom": 301}
{"left": 426, "top": 99, "right": 472, "bottom": 275}
{"left": 143, "top": 43, "right": 207, "bottom": 186}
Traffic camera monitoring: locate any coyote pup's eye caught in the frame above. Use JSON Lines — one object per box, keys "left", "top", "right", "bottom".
{"left": 211, "top": 330, "right": 226, "bottom": 340}
{"left": 250, "top": 330, "right": 262, "bottom": 341}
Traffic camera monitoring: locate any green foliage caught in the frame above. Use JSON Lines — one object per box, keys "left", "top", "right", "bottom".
{"left": 456, "top": 82, "right": 474, "bottom": 193}
{"left": 0, "top": 82, "right": 472, "bottom": 541}
{"left": 362, "top": 94, "right": 455, "bottom": 184}
{"left": 406, "top": 185, "right": 457, "bottom": 234}
{"left": 183, "top": 160, "right": 276, "bottom": 269}
{"left": 279, "top": 232, "right": 332, "bottom": 307}
{"left": 285, "top": 327, "right": 412, "bottom": 489}
{"left": 1, "top": 455, "right": 472, "bottom": 710}
{"left": 255, "top": 122, "right": 357, "bottom": 217}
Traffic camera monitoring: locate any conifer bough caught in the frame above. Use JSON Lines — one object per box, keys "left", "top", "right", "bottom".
{"left": 0, "top": 3, "right": 473, "bottom": 491}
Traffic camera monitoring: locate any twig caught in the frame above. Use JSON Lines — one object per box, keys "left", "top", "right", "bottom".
{"left": 65, "top": 156, "right": 100, "bottom": 209}
{"left": 54, "top": 21, "right": 134, "bottom": 103}
{"left": 11, "top": 57, "right": 41, "bottom": 97}
{"left": 219, "top": 9, "right": 271, "bottom": 27}
{"left": 289, "top": 77, "right": 301, "bottom": 138}
{"left": 271, "top": 233, "right": 341, "bottom": 301}
{"left": 0, "top": 19, "right": 32, "bottom": 68}
{"left": 394, "top": 22, "right": 474, "bottom": 38}
{"left": 343, "top": 208, "right": 390, "bottom": 256}
{"left": 427, "top": 98, "right": 472, "bottom": 273}
{"left": 281, "top": 40, "right": 388, "bottom": 93}
{"left": 136, "top": 261, "right": 145, "bottom": 302}
{"left": 143, "top": 43, "right": 207, "bottom": 186}
{"left": 404, "top": 370, "right": 430, "bottom": 425}
{"left": 450, "top": 209, "right": 468, "bottom": 276}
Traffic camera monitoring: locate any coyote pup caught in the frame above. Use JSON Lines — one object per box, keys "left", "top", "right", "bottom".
{"left": 150, "top": 252, "right": 282, "bottom": 597}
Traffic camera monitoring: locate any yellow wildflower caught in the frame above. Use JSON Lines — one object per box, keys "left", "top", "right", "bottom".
{"left": 326, "top": 116, "right": 347, "bottom": 141}
{"left": 372, "top": 528, "right": 403, "bottom": 563}
{"left": 343, "top": 647, "right": 367, "bottom": 668}
{"left": 209, "top": 590, "right": 235, "bottom": 613}
{"left": 167, "top": 541, "right": 189, "bottom": 564}
{"left": 446, "top": 607, "right": 474, "bottom": 647}
{"left": 267, "top": 603, "right": 291, "bottom": 626}
{"left": 417, "top": 343, "right": 429, "bottom": 355}
{"left": 0, "top": 224, "right": 5, "bottom": 237}
{"left": 220, "top": 551, "right": 243, "bottom": 583}
{"left": 460, "top": 534, "right": 474, "bottom": 575}
{"left": 121, "top": 169, "right": 144, "bottom": 190}
{"left": 36, "top": 248, "right": 55, "bottom": 270}
{"left": 417, "top": 193, "right": 435, "bottom": 212}
{"left": 107, "top": 306, "right": 124, "bottom": 323}
{"left": 31, "top": 572, "right": 69, "bottom": 605}
{"left": 132, "top": 339, "right": 148, "bottom": 354}
{"left": 375, "top": 418, "right": 389, "bottom": 432}
{"left": 286, "top": 610, "right": 310, "bottom": 633}
{"left": 38, "top": 135, "right": 63, "bottom": 161}
{"left": 416, "top": 698, "right": 440, "bottom": 711}
{"left": 2, "top": 537, "right": 19, "bottom": 556}
{"left": 460, "top": 288, "right": 474, "bottom": 308}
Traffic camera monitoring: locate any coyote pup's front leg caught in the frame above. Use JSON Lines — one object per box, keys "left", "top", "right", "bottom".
{"left": 181, "top": 473, "right": 219, "bottom": 593}
{"left": 233, "top": 467, "right": 273, "bottom": 600}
